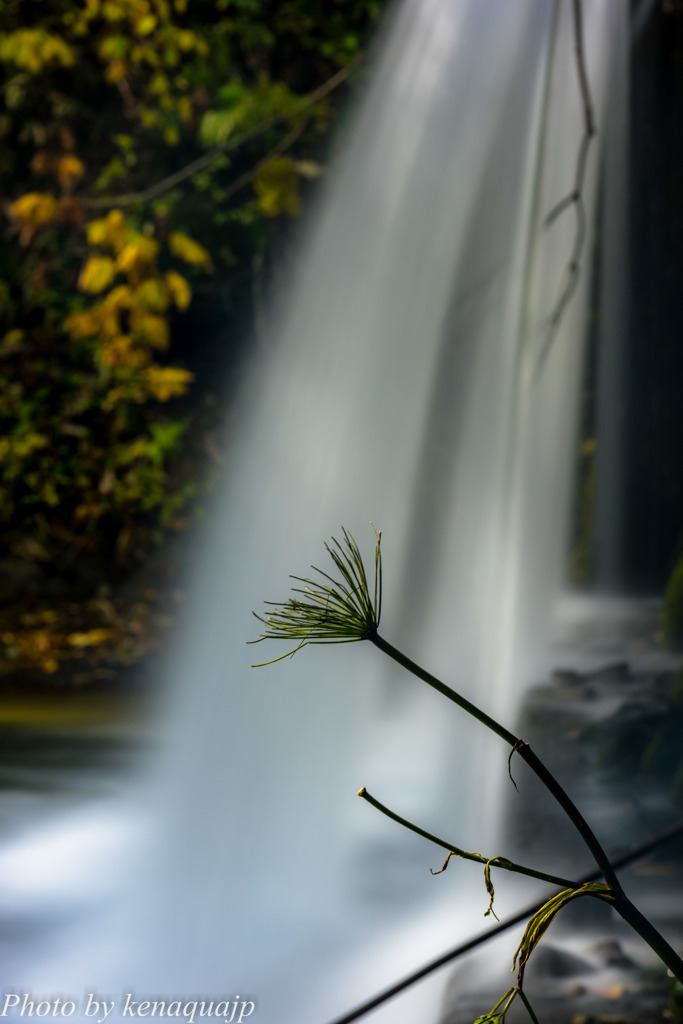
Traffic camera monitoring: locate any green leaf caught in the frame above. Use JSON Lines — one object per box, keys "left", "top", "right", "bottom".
{"left": 253, "top": 156, "right": 300, "bottom": 217}
{"left": 250, "top": 526, "right": 382, "bottom": 666}
{"left": 513, "top": 883, "right": 614, "bottom": 983}
{"left": 199, "top": 109, "right": 239, "bottom": 147}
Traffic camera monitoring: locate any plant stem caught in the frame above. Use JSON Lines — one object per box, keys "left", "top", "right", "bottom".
{"left": 517, "top": 989, "right": 540, "bottom": 1024}
{"left": 482, "top": 987, "right": 517, "bottom": 1021}
{"left": 324, "top": 824, "right": 683, "bottom": 1024}
{"left": 369, "top": 632, "right": 621, "bottom": 891}
{"left": 521, "top": 744, "right": 621, "bottom": 891}
{"left": 498, "top": 987, "right": 518, "bottom": 1020}
{"left": 369, "top": 633, "right": 683, "bottom": 982}
{"left": 357, "top": 787, "right": 579, "bottom": 889}
{"left": 612, "top": 893, "right": 683, "bottom": 982}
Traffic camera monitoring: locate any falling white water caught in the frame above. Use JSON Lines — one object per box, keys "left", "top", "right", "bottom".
{"left": 3, "top": 2, "right": 628, "bottom": 1022}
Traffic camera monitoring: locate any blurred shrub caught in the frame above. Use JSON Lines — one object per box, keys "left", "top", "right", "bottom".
{"left": 0, "top": 0, "right": 382, "bottom": 675}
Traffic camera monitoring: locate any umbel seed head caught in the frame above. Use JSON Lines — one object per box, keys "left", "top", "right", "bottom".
{"left": 249, "top": 525, "right": 382, "bottom": 666}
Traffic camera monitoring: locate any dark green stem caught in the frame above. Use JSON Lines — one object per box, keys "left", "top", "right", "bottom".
{"left": 520, "top": 744, "right": 622, "bottom": 892}
{"left": 517, "top": 989, "right": 540, "bottom": 1024}
{"left": 358, "top": 786, "right": 579, "bottom": 889}
{"left": 370, "top": 632, "right": 621, "bottom": 892}
{"left": 369, "top": 633, "right": 683, "bottom": 982}
{"left": 483, "top": 987, "right": 517, "bottom": 1021}
{"left": 497, "top": 988, "right": 518, "bottom": 1021}
{"left": 613, "top": 893, "right": 683, "bottom": 983}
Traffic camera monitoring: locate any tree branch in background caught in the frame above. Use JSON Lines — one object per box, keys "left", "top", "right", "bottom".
{"left": 217, "top": 118, "right": 309, "bottom": 208}
{"left": 85, "top": 58, "right": 361, "bottom": 211}
{"left": 536, "top": 0, "right": 596, "bottom": 376}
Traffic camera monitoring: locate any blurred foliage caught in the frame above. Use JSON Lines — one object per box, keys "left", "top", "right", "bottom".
{"left": 0, "top": 587, "right": 171, "bottom": 678}
{"left": 0, "top": 0, "right": 382, "bottom": 679}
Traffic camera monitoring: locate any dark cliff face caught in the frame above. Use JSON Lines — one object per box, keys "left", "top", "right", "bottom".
{"left": 624, "top": 0, "right": 683, "bottom": 591}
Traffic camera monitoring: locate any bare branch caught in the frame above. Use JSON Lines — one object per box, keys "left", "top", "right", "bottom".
{"left": 217, "top": 117, "right": 308, "bottom": 208}
{"left": 536, "top": 0, "right": 596, "bottom": 376}
{"left": 84, "top": 57, "right": 361, "bottom": 211}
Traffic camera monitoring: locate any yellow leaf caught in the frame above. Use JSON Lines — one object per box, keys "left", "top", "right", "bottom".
{"left": 102, "top": 284, "right": 134, "bottom": 312}
{"left": 140, "top": 107, "right": 158, "bottom": 129}
{"left": 253, "top": 157, "right": 301, "bottom": 217}
{"left": 98, "top": 35, "right": 130, "bottom": 61}
{"left": 64, "top": 310, "right": 100, "bottom": 339}
{"left": 78, "top": 256, "right": 117, "bottom": 294}
{"left": 86, "top": 218, "right": 109, "bottom": 247}
{"left": 42, "top": 658, "right": 59, "bottom": 674}
{"left": 102, "top": 383, "right": 146, "bottom": 410}
{"left": 2, "top": 329, "right": 24, "bottom": 347}
{"left": 100, "top": 208, "right": 129, "bottom": 252}
{"left": 13, "top": 433, "right": 49, "bottom": 457}
{"left": 0, "top": 29, "right": 75, "bottom": 72}
{"left": 145, "top": 366, "right": 193, "bottom": 401}
{"left": 37, "top": 610, "right": 58, "bottom": 624}
{"left": 135, "top": 14, "right": 158, "bottom": 36}
{"left": 75, "top": 502, "right": 104, "bottom": 522}
{"left": 57, "top": 154, "right": 85, "bottom": 188}
{"left": 175, "top": 29, "right": 207, "bottom": 53}
{"left": 101, "top": 335, "right": 149, "bottom": 369}
{"left": 39, "top": 32, "right": 76, "bottom": 67}
{"left": 100, "top": 334, "right": 130, "bottom": 367}
{"left": 132, "top": 313, "right": 169, "bottom": 349}
{"left": 177, "top": 96, "right": 193, "bottom": 124}
{"left": 116, "top": 236, "right": 159, "bottom": 273}
{"left": 67, "top": 629, "right": 113, "bottom": 648}
{"left": 149, "top": 71, "right": 169, "bottom": 96}
{"left": 163, "top": 124, "right": 180, "bottom": 147}
{"left": 104, "top": 58, "right": 127, "bottom": 83}
{"left": 41, "top": 480, "right": 59, "bottom": 506}
{"left": 133, "top": 277, "right": 169, "bottom": 312}
{"left": 102, "top": 1, "right": 126, "bottom": 21}
{"left": 168, "top": 231, "right": 212, "bottom": 267}
{"left": 9, "top": 192, "right": 59, "bottom": 227}
{"left": 99, "top": 307, "right": 122, "bottom": 339}
{"left": 165, "top": 271, "right": 191, "bottom": 311}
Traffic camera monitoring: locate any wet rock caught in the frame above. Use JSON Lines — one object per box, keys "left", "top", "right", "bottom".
{"left": 592, "top": 939, "right": 637, "bottom": 969}
{"left": 567, "top": 983, "right": 588, "bottom": 997}
{"left": 526, "top": 943, "right": 596, "bottom": 979}
{"left": 552, "top": 662, "right": 631, "bottom": 685}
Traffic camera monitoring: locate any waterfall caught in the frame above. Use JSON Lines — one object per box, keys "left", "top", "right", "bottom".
{"left": 7, "top": 2, "right": 628, "bottom": 1022}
